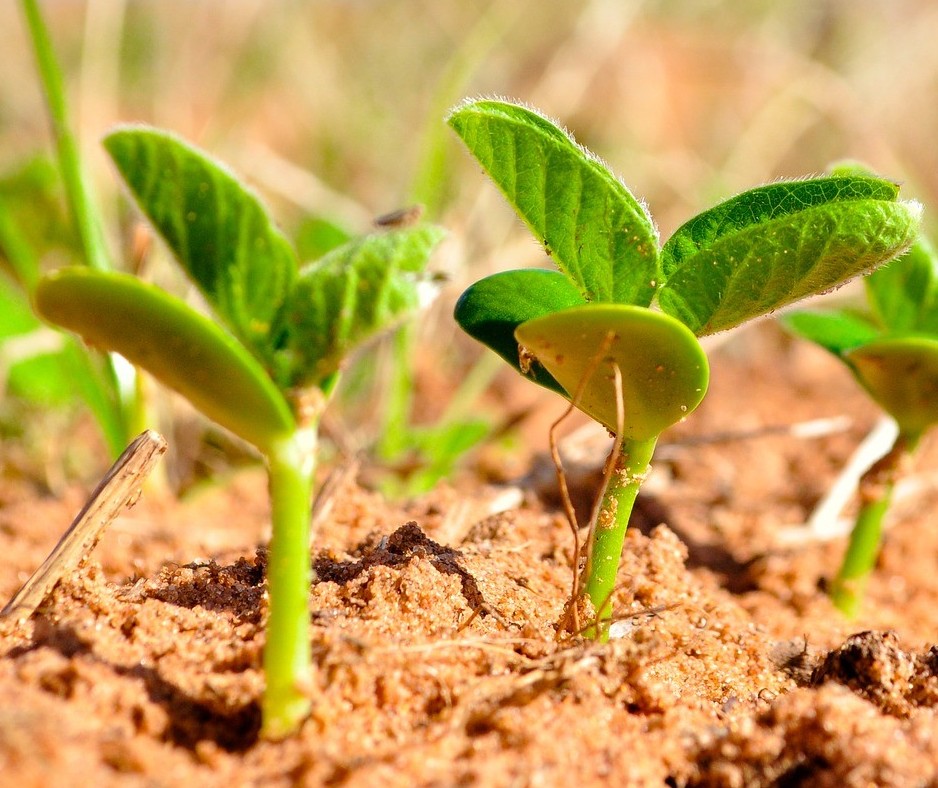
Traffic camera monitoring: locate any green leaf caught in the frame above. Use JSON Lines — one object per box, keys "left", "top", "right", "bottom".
{"left": 0, "top": 157, "right": 78, "bottom": 284}
{"left": 34, "top": 268, "right": 295, "bottom": 452}
{"left": 515, "top": 304, "right": 709, "bottom": 439}
{"left": 294, "top": 216, "right": 353, "bottom": 261}
{"left": 658, "top": 176, "right": 921, "bottom": 335}
{"left": 103, "top": 126, "right": 298, "bottom": 367}
{"left": 277, "top": 225, "right": 445, "bottom": 387}
{"left": 8, "top": 352, "right": 73, "bottom": 405}
{"left": 453, "top": 268, "right": 587, "bottom": 395}
{"left": 0, "top": 271, "right": 40, "bottom": 338}
{"left": 866, "top": 235, "right": 938, "bottom": 335}
{"left": 780, "top": 309, "right": 881, "bottom": 356}
{"left": 845, "top": 336, "right": 938, "bottom": 437}
{"left": 389, "top": 419, "right": 490, "bottom": 497}
{"left": 448, "top": 99, "right": 658, "bottom": 305}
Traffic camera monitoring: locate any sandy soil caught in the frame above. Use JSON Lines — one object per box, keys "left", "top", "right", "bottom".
{"left": 3, "top": 322, "right": 938, "bottom": 787}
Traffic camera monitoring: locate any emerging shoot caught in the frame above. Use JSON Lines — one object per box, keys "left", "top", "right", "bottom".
{"left": 34, "top": 127, "right": 444, "bottom": 736}
{"left": 449, "top": 99, "right": 920, "bottom": 639}
{"left": 784, "top": 166, "right": 937, "bottom": 616}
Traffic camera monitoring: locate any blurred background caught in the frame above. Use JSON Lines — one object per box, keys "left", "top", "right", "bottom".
{"left": 2, "top": 0, "right": 937, "bottom": 490}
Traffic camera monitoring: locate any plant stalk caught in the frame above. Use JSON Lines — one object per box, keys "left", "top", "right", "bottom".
{"left": 261, "top": 427, "right": 317, "bottom": 739}
{"left": 376, "top": 322, "right": 415, "bottom": 462}
{"left": 829, "top": 431, "right": 917, "bottom": 618}
{"left": 22, "top": 0, "right": 151, "bottom": 460}
{"left": 20, "top": 0, "right": 111, "bottom": 273}
{"left": 583, "top": 435, "right": 658, "bottom": 640}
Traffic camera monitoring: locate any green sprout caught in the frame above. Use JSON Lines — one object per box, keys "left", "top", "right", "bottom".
{"left": 448, "top": 99, "right": 920, "bottom": 639}
{"left": 783, "top": 171, "right": 937, "bottom": 617}
{"left": 33, "top": 127, "right": 444, "bottom": 737}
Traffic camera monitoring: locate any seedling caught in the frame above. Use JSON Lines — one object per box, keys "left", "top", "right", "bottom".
{"left": 33, "top": 127, "right": 444, "bottom": 737}
{"left": 448, "top": 99, "right": 920, "bottom": 639}
{"left": 783, "top": 171, "right": 938, "bottom": 617}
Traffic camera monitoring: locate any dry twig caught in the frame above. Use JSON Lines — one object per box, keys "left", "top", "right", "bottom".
{"left": 1, "top": 430, "right": 167, "bottom": 622}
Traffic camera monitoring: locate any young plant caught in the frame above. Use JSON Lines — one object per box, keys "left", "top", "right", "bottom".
{"left": 448, "top": 99, "right": 920, "bottom": 639}
{"left": 33, "top": 127, "right": 444, "bottom": 737}
{"left": 783, "top": 179, "right": 938, "bottom": 617}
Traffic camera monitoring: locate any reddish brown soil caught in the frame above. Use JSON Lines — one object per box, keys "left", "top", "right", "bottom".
{"left": 3, "top": 322, "right": 938, "bottom": 786}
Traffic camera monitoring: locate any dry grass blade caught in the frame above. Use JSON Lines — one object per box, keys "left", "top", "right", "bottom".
{"left": 0, "top": 430, "right": 167, "bottom": 622}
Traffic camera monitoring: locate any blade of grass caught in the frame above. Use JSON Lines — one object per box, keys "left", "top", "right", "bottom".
{"left": 20, "top": 0, "right": 112, "bottom": 273}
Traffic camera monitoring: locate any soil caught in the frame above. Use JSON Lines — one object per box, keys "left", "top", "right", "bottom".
{"left": 3, "top": 321, "right": 938, "bottom": 787}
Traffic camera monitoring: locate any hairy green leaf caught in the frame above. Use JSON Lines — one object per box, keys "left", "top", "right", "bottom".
{"left": 780, "top": 309, "right": 881, "bottom": 356}
{"left": 277, "top": 226, "right": 444, "bottom": 388}
{"left": 453, "top": 268, "right": 587, "bottom": 395}
{"left": 35, "top": 268, "right": 294, "bottom": 451}
{"left": 658, "top": 176, "right": 921, "bottom": 335}
{"left": 515, "top": 305, "right": 709, "bottom": 439}
{"left": 448, "top": 99, "right": 658, "bottom": 305}
{"left": 866, "top": 236, "right": 938, "bottom": 335}
{"left": 104, "top": 126, "right": 298, "bottom": 367}
{"left": 845, "top": 337, "right": 938, "bottom": 438}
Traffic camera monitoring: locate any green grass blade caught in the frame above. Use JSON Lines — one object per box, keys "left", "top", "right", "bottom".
{"left": 21, "top": 0, "right": 112, "bottom": 273}
{"left": 515, "top": 305, "right": 709, "bottom": 439}
{"left": 448, "top": 99, "right": 658, "bottom": 305}
{"left": 658, "top": 176, "right": 921, "bottom": 335}
{"left": 277, "top": 226, "right": 445, "bottom": 387}
{"left": 35, "top": 268, "right": 295, "bottom": 452}
{"left": 103, "top": 126, "right": 298, "bottom": 366}
{"left": 780, "top": 309, "right": 881, "bottom": 356}
{"left": 453, "top": 268, "right": 587, "bottom": 395}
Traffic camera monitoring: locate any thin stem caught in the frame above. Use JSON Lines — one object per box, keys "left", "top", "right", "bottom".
{"left": 829, "top": 430, "right": 918, "bottom": 618}
{"left": 21, "top": 0, "right": 143, "bottom": 460}
{"left": 376, "top": 322, "right": 415, "bottom": 461}
{"left": 20, "top": 0, "right": 111, "bottom": 272}
{"left": 583, "top": 435, "right": 658, "bottom": 641}
{"left": 261, "top": 428, "right": 317, "bottom": 739}
{"left": 828, "top": 489, "right": 893, "bottom": 618}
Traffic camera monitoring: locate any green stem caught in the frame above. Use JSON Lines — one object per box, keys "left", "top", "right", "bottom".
{"left": 21, "top": 0, "right": 145, "bottom": 460}
{"left": 376, "top": 322, "right": 415, "bottom": 461}
{"left": 828, "top": 487, "right": 893, "bottom": 618}
{"left": 261, "top": 428, "right": 317, "bottom": 739}
{"left": 583, "top": 435, "right": 658, "bottom": 640}
{"left": 20, "top": 0, "right": 111, "bottom": 272}
{"left": 829, "top": 430, "right": 918, "bottom": 619}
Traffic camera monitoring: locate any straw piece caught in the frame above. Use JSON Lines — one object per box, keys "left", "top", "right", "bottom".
{"left": 1, "top": 429, "right": 167, "bottom": 622}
